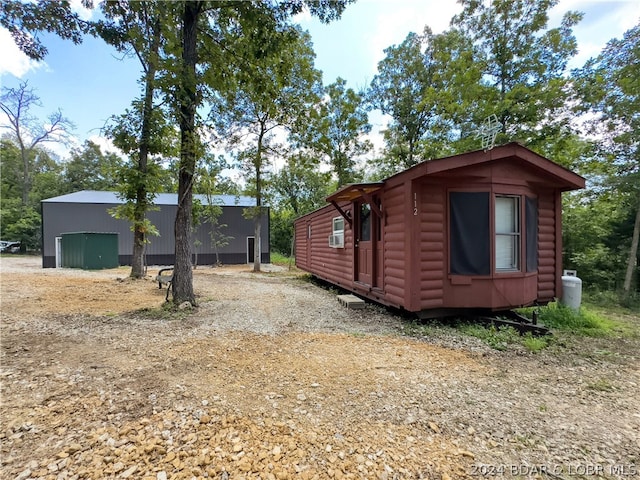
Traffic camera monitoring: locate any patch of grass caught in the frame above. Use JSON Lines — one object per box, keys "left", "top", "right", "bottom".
{"left": 458, "top": 323, "right": 521, "bottom": 351}
{"left": 270, "top": 252, "right": 294, "bottom": 267}
{"left": 587, "top": 378, "right": 615, "bottom": 392}
{"left": 521, "top": 333, "right": 548, "bottom": 353}
{"left": 402, "top": 318, "right": 552, "bottom": 352}
{"left": 348, "top": 331, "right": 366, "bottom": 338}
{"left": 401, "top": 318, "right": 451, "bottom": 339}
{"left": 583, "top": 289, "right": 640, "bottom": 312}
{"left": 401, "top": 293, "right": 637, "bottom": 353}
{"left": 518, "top": 302, "right": 617, "bottom": 337}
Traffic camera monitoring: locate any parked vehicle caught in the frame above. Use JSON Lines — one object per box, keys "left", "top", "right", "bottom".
{"left": 0, "top": 241, "right": 21, "bottom": 253}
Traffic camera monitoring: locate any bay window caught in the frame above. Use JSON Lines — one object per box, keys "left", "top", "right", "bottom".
{"left": 450, "top": 192, "right": 536, "bottom": 275}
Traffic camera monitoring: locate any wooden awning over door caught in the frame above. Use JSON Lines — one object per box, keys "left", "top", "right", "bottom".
{"left": 326, "top": 183, "right": 384, "bottom": 227}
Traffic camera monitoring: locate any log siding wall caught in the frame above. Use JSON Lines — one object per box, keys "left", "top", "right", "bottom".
{"left": 537, "top": 191, "right": 556, "bottom": 301}
{"left": 418, "top": 184, "right": 445, "bottom": 309}
{"left": 381, "top": 184, "right": 407, "bottom": 307}
{"left": 295, "top": 203, "right": 353, "bottom": 289}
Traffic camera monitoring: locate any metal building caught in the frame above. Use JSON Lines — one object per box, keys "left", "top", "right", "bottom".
{"left": 41, "top": 190, "right": 270, "bottom": 268}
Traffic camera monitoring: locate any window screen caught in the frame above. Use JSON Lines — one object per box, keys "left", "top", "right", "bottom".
{"left": 449, "top": 192, "right": 490, "bottom": 275}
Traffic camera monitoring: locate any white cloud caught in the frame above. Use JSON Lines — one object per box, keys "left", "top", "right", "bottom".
{"left": 69, "top": 0, "right": 95, "bottom": 21}
{"left": 293, "top": 6, "right": 313, "bottom": 24}
{"left": 554, "top": 0, "right": 640, "bottom": 69}
{"left": 0, "top": 0, "right": 95, "bottom": 78}
{"left": 38, "top": 134, "right": 122, "bottom": 162}
{"left": 367, "top": 0, "right": 463, "bottom": 72}
{"left": 0, "top": 28, "right": 45, "bottom": 77}
{"left": 366, "top": 110, "right": 390, "bottom": 154}
{"left": 87, "top": 134, "right": 123, "bottom": 156}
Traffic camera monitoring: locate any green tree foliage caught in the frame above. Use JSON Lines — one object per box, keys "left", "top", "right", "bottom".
{"left": 563, "top": 190, "right": 630, "bottom": 292}
{"left": 299, "top": 78, "right": 371, "bottom": 186}
{"left": 0, "top": 82, "right": 72, "bottom": 253}
{"left": 269, "top": 152, "right": 332, "bottom": 254}
{"left": 95, "top": 0, "right": 178, "bottom": 278}
{"left": 369, "top": 29, "right": 434, "bottom": 171}
{"left": 451, "top": 0, "right": 582, "bottom": 153}
{"left": 0, "top": 0, "right": 90, "bottom": 60}
{"left": 0, "top": 81, "right": 74, "bottom": 205}
{"left": 0, "top": 139, "right": 65, "bottom": 250}
{"left": 368, "top": 28, "right": 480, "bottom": 174}
{"left": 1, "top": 139, "right": 24, "bottom": 202}
{"left": 165, "top": 0, "right": 352, "bottom": 303}
{"left": 573, "top": 25, "right": 640, "bottom": 296}
{"left": 64, "top": 140, "right": 122, "bottom": 191}
{"left": 193, "top": 154, "right": 237, "bottom": 266}
{"left": 209, "top": 27, "right": 321, "bottom": 272}
{"left": 271, "top": 153, "right": 332, "bottom": 217}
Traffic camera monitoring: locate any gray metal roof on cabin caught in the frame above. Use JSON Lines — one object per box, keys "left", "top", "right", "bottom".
{"left": 42, "top": 190, "right": 257, "bottom": 207}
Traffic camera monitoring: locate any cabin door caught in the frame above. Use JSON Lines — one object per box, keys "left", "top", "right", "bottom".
{"left": 356, "top": 202, "right": 373, "bottom": 286}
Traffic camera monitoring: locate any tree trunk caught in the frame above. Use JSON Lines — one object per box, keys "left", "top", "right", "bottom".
{"left": 623, "top": 197, "right": 640, "bottom": 296}
{"left": 172, "top": 1, "right": 200, "bottom": 305}
{"left": 20, "top": 145, "right": 30, "bottom": 207}
{"left": 253, "top": 128, "right": 265, "bottom": 272}
{"left": 130, "top": 16, "right": 161, "bottom": 279}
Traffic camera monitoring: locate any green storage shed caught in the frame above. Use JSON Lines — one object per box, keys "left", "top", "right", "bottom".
{"left": 61, "top": 232, "right": 119, "bottom": 270}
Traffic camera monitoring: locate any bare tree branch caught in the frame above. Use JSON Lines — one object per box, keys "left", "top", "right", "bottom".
{"left": 0, "top": 81, "right": 74, "bottom": 205}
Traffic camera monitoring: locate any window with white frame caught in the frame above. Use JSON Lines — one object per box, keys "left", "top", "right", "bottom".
{"left": 329, "top": 216, "right": 344, "bottom": 248}
{"left": 495, "top": 196, "right": 520, "bottom": 271}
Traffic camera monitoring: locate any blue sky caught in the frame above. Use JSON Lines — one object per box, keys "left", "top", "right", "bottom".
{"left": 0, "top": 0, "right": 638, "bottom": 161}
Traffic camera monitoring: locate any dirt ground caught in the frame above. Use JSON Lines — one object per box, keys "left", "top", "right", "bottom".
{"left": 1, "top": 256, "right": 638, "bottom": 480}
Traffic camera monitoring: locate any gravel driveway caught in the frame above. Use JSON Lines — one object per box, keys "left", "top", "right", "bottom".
{"left": 1, "top": 256, "right": 638, "bottom": 479}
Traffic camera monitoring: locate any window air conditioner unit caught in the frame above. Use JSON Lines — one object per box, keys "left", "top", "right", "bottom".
{"left": 328, "top": 234, "right": 344, "bottom": 248}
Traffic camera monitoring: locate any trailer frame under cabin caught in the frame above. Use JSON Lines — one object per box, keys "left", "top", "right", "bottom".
{"left": 294, "top": 143, "right": 585, "bottom": 318}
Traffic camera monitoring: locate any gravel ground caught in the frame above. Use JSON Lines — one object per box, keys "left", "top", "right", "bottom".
{"left": 0, "top": 256, "right": 638, "bottom": 480}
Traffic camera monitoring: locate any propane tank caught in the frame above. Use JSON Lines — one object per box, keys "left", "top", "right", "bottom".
{"left": 561, "top": 269, "right": 582, "bottom": 310}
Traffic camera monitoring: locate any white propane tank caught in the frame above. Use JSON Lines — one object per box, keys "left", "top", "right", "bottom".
{"left": 561, "top": 269, "right": 582, "bottom": 310}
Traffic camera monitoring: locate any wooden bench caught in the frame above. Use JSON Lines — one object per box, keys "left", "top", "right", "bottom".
{"left": 155, "top": 267, "right": 174, "bottom": 301}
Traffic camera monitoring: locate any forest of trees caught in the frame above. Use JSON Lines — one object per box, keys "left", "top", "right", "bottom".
{"left": 0, "top": 0, "right": 638, "bottom": 306}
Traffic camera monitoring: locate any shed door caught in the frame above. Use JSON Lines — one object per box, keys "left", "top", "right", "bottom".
{"left": 356, "top": 203, "right": 373, "bottom": 285}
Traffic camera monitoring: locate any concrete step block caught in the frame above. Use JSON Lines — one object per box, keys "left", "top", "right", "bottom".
{"left": 337, "top": 294, "right": 365, "bottom": 309}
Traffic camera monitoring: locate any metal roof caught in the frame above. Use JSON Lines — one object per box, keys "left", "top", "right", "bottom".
{"left": 42, "top": 190, "right": 257, "bottom": 207}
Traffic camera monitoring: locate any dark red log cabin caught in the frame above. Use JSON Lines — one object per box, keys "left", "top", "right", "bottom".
{"left": 294, "top": 143, "right": 585, "bottom": 317}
